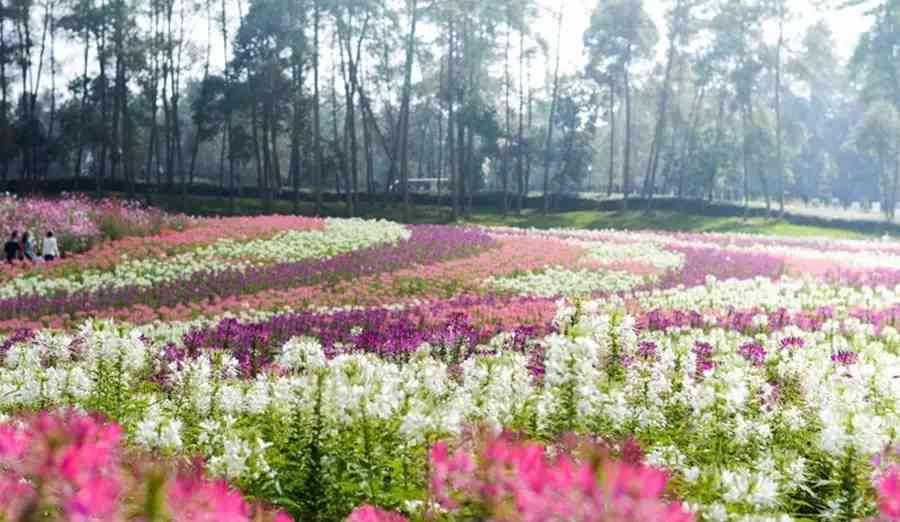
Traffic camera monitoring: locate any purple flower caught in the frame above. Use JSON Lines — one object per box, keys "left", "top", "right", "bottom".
{"left": 831, "top": 351, "right": 858, "bottom": 365}
{"left": 738, "top": 342, "right": 767, "bottom": 367}
{"left": 779, "top": 336, "right": 805, "bottom": 350}
{"left": 692, "top": 341, "right": 715, "bottom": 377}
{"left": 160, "top": 297, "right": 554, "bottom": 379}
{"left": 637, "top": 341, "right": 658, "bottom": 360}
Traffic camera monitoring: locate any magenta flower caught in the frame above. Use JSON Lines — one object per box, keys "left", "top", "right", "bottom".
{"left": 738, "top": 342, "right": 767, "bottom": 367}
{"left": 0, "top": 411, "right": 292, "bottom": 522}
{"left": 428, "top": 433, "right": 693, "bottom": 521}
{"left": 345, "top": 505, "right": 409, "bottom": 522}
{"left": 167, "top": 471, "right": 252, "bottom": 522}
{"left": 692, "top": 341, "right": 715, "bottom": 377}
{"left": 780, "top": 336, "right": 805, "bottom": 350}
{"left": 831, "top": 351, "right": 858, "bottom": 365}
{"left": 878, "top": 467, "right": 900, "bottom": 519}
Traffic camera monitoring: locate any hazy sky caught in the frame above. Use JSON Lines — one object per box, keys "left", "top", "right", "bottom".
{"left": 45, "top": 0, "right": 876, "bottom": 97}
{"left": 536, "top": 0, "right": 874, "bottom": 77}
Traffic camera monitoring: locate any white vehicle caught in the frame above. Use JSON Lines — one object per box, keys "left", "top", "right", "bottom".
{"left": 390, "top": 178, "right": 452, "bottom": 193}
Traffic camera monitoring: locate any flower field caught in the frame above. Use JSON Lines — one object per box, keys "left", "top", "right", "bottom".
{"left": 0, "top": 193, "right": 188, "bottom": 260}
{"left": 3, "top": 203, "right": 900, "bottom": 521}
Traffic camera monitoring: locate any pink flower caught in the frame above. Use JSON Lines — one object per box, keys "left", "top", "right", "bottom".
{"left": 345, "top": 505, "right": 409, "bottom": 522}
{"left": 167, "top": 472, "right": 251, "bottom": 522}
{"left": 878, "top": 467, "right": 900, "bottom": 519}
{"left": 63, "top": 475, "right": 121, "bottom": 521}
{"left": 0, "top": 411, "right": 292, "bottom": 522}
{"left": 428, "top": 433, "right": 693, "bottom": 522}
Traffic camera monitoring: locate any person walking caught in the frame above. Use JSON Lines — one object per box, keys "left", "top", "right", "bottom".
{"left": 21, "top": 231, "right": 35, "bottom": 263}
{"left": 42, "top": 231, "right": 59, "bottom": 262}
{"left": 4, "top": 231, "right": 19, "bottom": 264}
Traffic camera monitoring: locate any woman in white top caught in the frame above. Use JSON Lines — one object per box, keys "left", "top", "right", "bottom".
{"left": 42, "top": 231, "right": 59, "bottom": 261}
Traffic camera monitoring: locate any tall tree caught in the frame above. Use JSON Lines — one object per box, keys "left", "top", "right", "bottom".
{"left": 585, "top": 0, "right": 657, "bottom": 209}
{"left": 397, "top": 0, "right": 420, "bottom": 221}
{"left": 642, "top": 0, "right": 696, "bottom": 205}
{"left": 541, "top": 6, "right": 563, "bottom": 213}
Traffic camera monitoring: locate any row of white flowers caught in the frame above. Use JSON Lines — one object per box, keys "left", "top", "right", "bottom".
{"left": 580, "top": 240, "right": 686, "bottom": 270}
{"left": 480, "top": 230, "right": 684, "bottom": 298}
{"left": 2, "top": 291, "right": 898, "bottom": 520}
{"left": 484, "top": 267, "right": 646, "bottom": 297}
{"left": 0, "top": 219, "right": 410, "bottom": 299}
{"left": 619, "top": 275, "right": 900, "bottom": 316}
{"left": 486, "top": 224, "right": 900, "bottom": 271}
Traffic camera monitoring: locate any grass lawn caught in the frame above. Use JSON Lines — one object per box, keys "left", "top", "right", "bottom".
{"left": 152, "top": 194, "right": 871, "bottom": 240}
{"left": 467, "top": 209, "right": 869, "bottom": 239}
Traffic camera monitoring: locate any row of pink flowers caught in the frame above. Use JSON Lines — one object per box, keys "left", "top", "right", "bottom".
{"left": 319, "top": 236, "right": 588, "bottom": 307}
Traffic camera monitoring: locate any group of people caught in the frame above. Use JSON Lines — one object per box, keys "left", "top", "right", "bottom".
{"left": 4, "top": 230, "right": 59, "bottom": 264}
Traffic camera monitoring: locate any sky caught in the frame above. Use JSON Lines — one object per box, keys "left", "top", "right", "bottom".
{"left": 534, "top": 0, "right": 875, "bottom": 78}
{"left": 44, "top": 0, "right": 877, "bottom": 100}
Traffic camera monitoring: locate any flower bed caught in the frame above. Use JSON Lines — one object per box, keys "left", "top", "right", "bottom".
{"left": 0, "top": 225, "right": 494, "bottom": 324}
{"left": 0, "top": 214, "right": 323, "bottom": 283}
{"left": 0, "top": 218, "right": 401, "bottom": 299}
{"left": 2, "top": 214, "right": 900, "bottom": 520}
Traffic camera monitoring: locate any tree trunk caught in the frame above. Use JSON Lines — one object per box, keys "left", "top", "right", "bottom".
{"left": 679, "top": 86, "right": 704, "bottom": 200}
{"left": 291, "top": 60, "right": 303, "bottom": 214}
{"left": 189, "top": 0, "right": 214, "bottom": 191}
{"left": 313, "top": 0, "right": 323, "bottom": 215}
{"left": 145, "top": 2, "right": 161, "bottom": 195}
{"left": 741, "top": 102, "right": 751, "bottom": 212}
{"left": 270, "top": 98, "right": 282, "bottom": 205}
{"left": 220, "top": 0, "right": 236, "bottom": 212}
{"left": 775, "top": 0, "right": 785, "bottom": 215}
{"left": 515, "top": 28, "right": 525, "bottom": 213}
{"left": 542, "top": 9, "right": 564, "bottom": 214}
{"left": 173, "top": 0, "right": 187, "bottom": 204}
{"left": 97, "top": 0, "right": 109, "bottom": 195}
{"left": 456, "top": 23, "right": 467, "bottom": 218}
{"left": 46, "top": 0, "right": 58, "bottom": 180}
{"left": 342, "top": 49, "right": 358, "bottom": 213}
{"left": 110, "top": 0, "right": 123, "bottom": 184}
{"left": 607, "top": 80, "right": 616, "bottom": 196}
{"left": 643, "top": 0, "right": 681, "bottom": 209}
{"left": 436, "top": 60, "right": 445, "bottom": 205}
{"left": 338, "top": 48, "right": 353, "bottom": 216}
{"left": 1, "top": 2, "right": 11, "bottom": 184}
{"left": 398, "top": 0, "right": 419, "bottom": 222}
{"left": 360, "top": 61, "right": 374, "bottom": 200}
{"left": 622, "top": 64, "right": 633, "bottom": 210}
{"left": 448, "top": 17, "right": 459, "bottom": 220}
{"left": 747, "top": 102, "right": 770, "bottom": 211}
{"left": 525, "top": 70, "right": 534, "bottom": 207}
{"left": 889, "top": 133, "right": 900, "bottom": 222}
{"left": 251, "top": 100, "right": 263, "bottom": 201}
{"left": 500, "top": 5, "right": 511, "bottom": 216}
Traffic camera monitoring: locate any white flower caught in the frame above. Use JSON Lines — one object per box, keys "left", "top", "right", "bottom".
{"left": 684, "top": 466, "right": 701, "bottom": 484}
{"left": 750, "top": 473, "right": 780, "bottom": 508}
{"left": 722, "top": 469, "right": 752, "bottom": 503}
{"left": 209, "top": 436, "right": 251, "bottom": 479}
{"left": 706, "top": 503, "right": 728, "bottom": 522}
{"left": 134, "top": 405, "right": 182, "bottom": 450}
{"left": 276, "top": 337, "right": 327, "bottom": 371}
